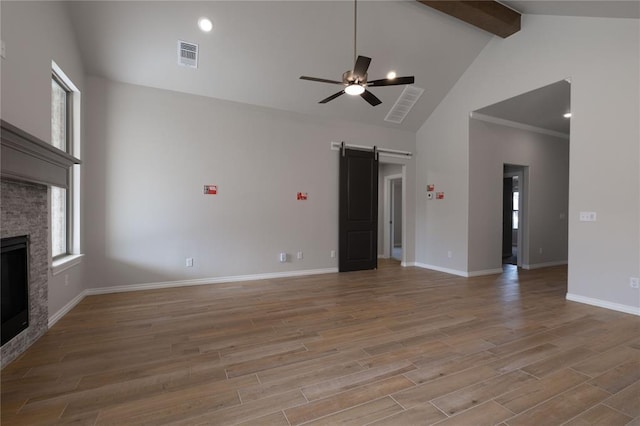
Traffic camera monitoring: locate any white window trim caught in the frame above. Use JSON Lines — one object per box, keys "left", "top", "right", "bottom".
{"left": 51, "top": 60, "right": 82, "bottom": 267}
{"left": 51, "top": 254, "right": 84, "bottom": 276}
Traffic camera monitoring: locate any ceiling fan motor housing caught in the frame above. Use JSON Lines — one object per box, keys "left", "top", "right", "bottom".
{"left": 299, "top": 55, "right": 413, "bottom": 106}
{"left": 343, "top": 70, "right": 367, "bottom": 85}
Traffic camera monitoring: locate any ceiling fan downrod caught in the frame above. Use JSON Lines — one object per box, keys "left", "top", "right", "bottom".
{"left": 353, "top": 0, "right": 358, "bottom": 67}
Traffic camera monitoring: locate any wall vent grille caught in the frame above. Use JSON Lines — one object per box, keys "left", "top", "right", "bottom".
{"left": 178, "top": 41, "right": 198, "bottom": 68}
{"left": 384, "top": 86, "right": 424, "bottom": 124}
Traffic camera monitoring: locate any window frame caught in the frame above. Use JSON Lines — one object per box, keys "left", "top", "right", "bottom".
{"left": 51, "top": 74, "right": 72, "bottom": 260}
{"left": 50, "top": 61, "right": 82, "bottom": 271}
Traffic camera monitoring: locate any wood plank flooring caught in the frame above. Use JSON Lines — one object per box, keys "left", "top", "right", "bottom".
{"left": 2, "top": 261, "right": 639, "bottom": 425}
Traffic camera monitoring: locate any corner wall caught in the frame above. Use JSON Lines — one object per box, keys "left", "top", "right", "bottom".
{"left": 416, "top": 15, "right": 639, "bottom": 312}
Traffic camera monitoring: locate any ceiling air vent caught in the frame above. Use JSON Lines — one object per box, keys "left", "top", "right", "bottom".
{"left": 384, "top": 85, "right": 424, "bottom": 124}
{"left": 177, "top": 40, "right": 198, "bottom": 68}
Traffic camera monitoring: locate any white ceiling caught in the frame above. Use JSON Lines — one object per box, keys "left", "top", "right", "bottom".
{"left": 503, "top": 0, "right": 640, "bottom": 19}
{"left": 67, "top": 1, "right": 638, "bottom": 132}
{"left": 475, "top": 79, "right": 571, "bottom": 133}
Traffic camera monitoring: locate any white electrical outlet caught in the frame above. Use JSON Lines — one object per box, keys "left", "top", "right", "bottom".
{"left": 279, "top": 252, "right": 287, "bottom": 263}
{"left": 330, "top": 250, "right": 336, "bottom": 258}
{"left": 447, "top": 251, "right": 452, "bottom": 259}
{"left": 186, "top": 258, "right": 194, "bottom": 267}
{"left": 297, "top": 251, "right": 303, "bottom": 260}
{"left": 631, "top": 277, "right": 639, "bottom": 289}
{"left": 579, "top": 211, "right": 597, "bottom": 222}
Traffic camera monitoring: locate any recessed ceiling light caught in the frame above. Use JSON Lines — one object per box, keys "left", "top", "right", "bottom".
{"left": 198, "top": 17, "right": 213, "bottom": 33}
{"left": 563, "top": 112, "right": 572, "bottom": 118}
{"left": 386, "top": 71, "right": 397, "bottom": 80}
{"left": 345, "top": 84, "right": 365, "bottom": 96}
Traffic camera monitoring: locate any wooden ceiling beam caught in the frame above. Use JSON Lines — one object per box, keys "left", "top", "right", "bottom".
{"left": 418, "top": 1, "right": 521, "bottom": 38}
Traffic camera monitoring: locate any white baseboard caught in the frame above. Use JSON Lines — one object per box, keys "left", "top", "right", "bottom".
{"left": 415, "top": 263, "right": 468, "bottom": 277}
{"left": 86, "top": 268, "right": 339, "bottom": 296}
{"left": 522, "top": 260, "right": 568, "bottom": 270}
{"left": 414, "top": 263, "right": 502, "bottom": 278}
{"left": 48, "top": 289, "right": 88, "bottom": 328}
{"left": 467, "top": 268, "right": 504, "bottom": 277}
{"left": 566, "top": 293, "right": 640, "bottom": 316}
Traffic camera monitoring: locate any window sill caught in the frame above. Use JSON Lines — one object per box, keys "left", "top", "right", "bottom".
{"left": 51, "top": 254, "right": 84, "bottom": 276}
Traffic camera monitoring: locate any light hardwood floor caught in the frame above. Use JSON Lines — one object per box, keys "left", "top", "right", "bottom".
{"left": 2, "top": 261, "right": 639, "bottom": 425}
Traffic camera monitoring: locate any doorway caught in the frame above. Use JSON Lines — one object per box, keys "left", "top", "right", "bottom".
{"left": 380, "top": 163, "right": 404, "bottom": 265}
{"left": 390, "top": 178, "right": 402, "bottom": 260}
{"left": 503, "top": 165, "right": 526, "bottom": 267}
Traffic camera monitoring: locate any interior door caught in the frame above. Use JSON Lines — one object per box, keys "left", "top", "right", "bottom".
{"left": 502, "top": 177, "right": 513, "bottom": 257}
{"left": 339, "top": 148, "right": 378, "bottom": 272}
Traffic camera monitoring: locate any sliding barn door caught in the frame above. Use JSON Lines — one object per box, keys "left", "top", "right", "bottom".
{"left": 339, "top": 148, "right": 378, "bottom": 272}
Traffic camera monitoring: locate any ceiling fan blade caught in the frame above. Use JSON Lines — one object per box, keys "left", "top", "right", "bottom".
{"left": 352, "top": 56, "right": 371, "bottom": 79}
{"left": 319, "top": 90, "right": 346, "bottom": 104}
{"left": 361, "top": 89, "right": 382, "bottom": 106}
{"left": 368, "top": 76, "right": 415, "bottom": 87}
{"left": 300, "top": 76, "right": 343, "bottom": 85}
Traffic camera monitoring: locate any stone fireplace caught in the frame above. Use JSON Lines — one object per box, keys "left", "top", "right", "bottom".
{"left": 1, "top": 179, "right": 49, "bottom": 366}
{"left": 0, "top": 120, "right": 80, "bottom": 368}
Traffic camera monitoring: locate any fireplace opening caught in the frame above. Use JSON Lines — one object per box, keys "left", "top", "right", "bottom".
{"left": 1, "top": 235, "right": 30, "bottom": 346}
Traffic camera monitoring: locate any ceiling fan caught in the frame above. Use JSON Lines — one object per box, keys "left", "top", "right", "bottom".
{"left": 300, "top": 0, "right": 415, "bottom": 106}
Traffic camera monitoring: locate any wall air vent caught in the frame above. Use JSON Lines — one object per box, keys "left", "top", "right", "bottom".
{"left": 384, "top": 85, "right": 424, "bottom": 124}
{"left": 177, "top": 40, "right": 198, "bottom": 68}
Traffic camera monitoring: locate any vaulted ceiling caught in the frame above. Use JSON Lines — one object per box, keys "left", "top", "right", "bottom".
{"left": 475, "top": 79, "right": 571, "bottom": 134}
{"left": 67, "top": 1, "right": 639, "bottom": 132}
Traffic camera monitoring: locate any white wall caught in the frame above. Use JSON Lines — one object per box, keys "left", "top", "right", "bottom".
{"left": 1, "top": 2, "right": 84, "bottom": 142}
{"left": 416, "top": 15, "right": 639, "bottom": 311}
{"left": 468, "top": 119, "right": 569, "bottom": 272}
{"left": 84, "top": 77, "right": 416, "bottom": 288}
{"left": 1, "top": 1, "right": 87, "bottom": 319}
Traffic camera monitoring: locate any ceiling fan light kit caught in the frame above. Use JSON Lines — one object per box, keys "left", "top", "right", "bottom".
{"left": 345, "top": 84, "right": 365, "bottom": 96}
{"left": 299, "top": 0, "right": 415, "bottom": 107}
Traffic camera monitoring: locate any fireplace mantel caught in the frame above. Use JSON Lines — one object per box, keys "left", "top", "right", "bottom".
{"left": 1, "top": 120, "right": 81, "bottom": 188}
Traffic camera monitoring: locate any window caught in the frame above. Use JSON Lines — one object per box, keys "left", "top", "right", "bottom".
{"left": 512, "top": 191, "right": 519, "bottom": 230}
{"left": 51, "top": 76, "right": 68, "bottom": 151}
{"left": 51, "top": 75, "right": 70, "bottom": 258}
{"left": 50, "top": 63, "right": 80, "bottom": 264}
{"left": 51, "top": 186, "right": 67, "bottom": 258}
